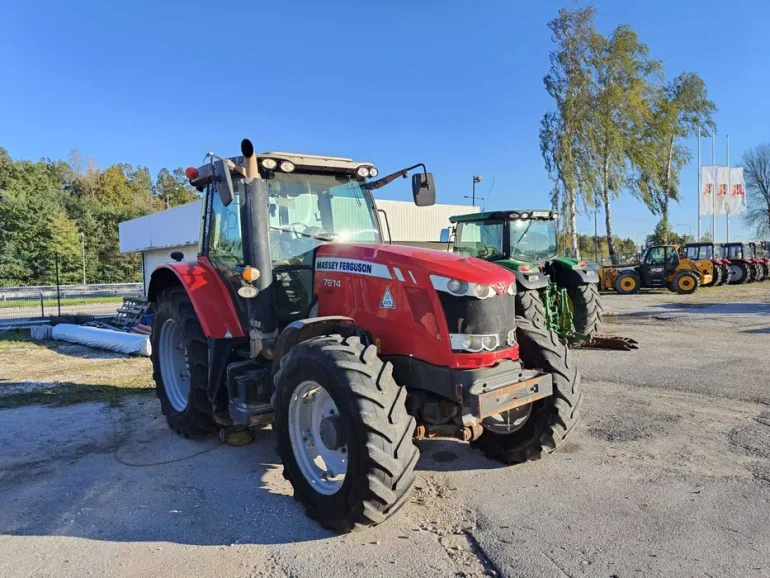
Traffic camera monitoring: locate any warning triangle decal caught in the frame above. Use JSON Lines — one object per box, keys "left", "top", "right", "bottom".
{"left": 380, "top": 286, "right": 396, "bottom": 309}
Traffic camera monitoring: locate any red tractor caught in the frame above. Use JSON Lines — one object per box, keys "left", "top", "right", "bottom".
{"left": 147, "top": 140, "right": 582, "bottom": 532}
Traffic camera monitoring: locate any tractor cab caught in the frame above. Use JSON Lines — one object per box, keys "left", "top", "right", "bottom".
{"left": 680, "top": 242, "right": 728, "bottom": 286}
{"left": 638, "top": 245, "right": 680, "bottom": 287}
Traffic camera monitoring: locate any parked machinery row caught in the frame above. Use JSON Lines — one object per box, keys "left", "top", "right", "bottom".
{"left": 598, "top": 241, "right": 770, "bottom": 295}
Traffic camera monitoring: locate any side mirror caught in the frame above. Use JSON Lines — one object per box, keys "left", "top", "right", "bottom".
{"left": 412, "top": 172, "right": 436, "bottom": 207}
{"left": 170, "top": 251, "right": 184, "bottom": 262}
{"left": 439, "top": 228, "right": 450, "bottom": 243}
{"left": 214, "top": 160, "right": 235, "bottom": 207}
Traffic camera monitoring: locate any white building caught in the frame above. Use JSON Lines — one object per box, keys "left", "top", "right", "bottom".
{"left": 119, "top": 199, "right": 478, "bottom": 294}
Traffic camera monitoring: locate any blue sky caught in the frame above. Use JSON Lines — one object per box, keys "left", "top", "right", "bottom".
{"left": 1, "top": 0, "right": 768, "bottom": 241}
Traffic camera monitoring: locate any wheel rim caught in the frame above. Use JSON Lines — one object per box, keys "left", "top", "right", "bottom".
{"left": 288, "top": 380, "right": 347, "bottom": 495}
{"left": 159, "top": 319, "right": 191, "bottom": 412}
{"left": 730, "top": 265, "right": 743, "bottom": 282}
{"left": 679, "top": 276, "right": 694, "bottom": 290}
{"left": 621, "top": 277, "right": 635, "bottom": 291}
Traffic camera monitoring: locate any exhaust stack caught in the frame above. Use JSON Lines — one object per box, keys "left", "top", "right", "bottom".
{"left": 239, "top": 138, "right": 278, "bottom": 358}
{"left": 241, "top": 139, "right": 259, "bottom": 178}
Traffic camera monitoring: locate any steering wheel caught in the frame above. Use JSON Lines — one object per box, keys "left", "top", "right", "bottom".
{"left": 477, "top": 244, "right": 497, "bottom": 258}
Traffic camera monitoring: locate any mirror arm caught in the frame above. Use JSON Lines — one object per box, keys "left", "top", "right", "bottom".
{"left": 364, "top": 163, "right": 427, "bottom": 191}
{"left": 206, "top": 153, "right": 246, "bottom": 177}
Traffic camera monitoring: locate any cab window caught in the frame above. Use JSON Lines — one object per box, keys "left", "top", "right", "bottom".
{"left": 644, "top": 247, "right": 665, "bottom": 264}
{"left": 208, "top": 184, "right": 243, "bottom": 268}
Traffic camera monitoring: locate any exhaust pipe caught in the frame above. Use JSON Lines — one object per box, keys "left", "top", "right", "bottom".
{"left": 238, "top": 138, "right": 278, "bottom": 359}
{"left": 241, "top": 139, "right": 259, "bottom": 179}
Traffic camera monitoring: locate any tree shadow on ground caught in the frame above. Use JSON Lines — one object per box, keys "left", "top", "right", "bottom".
{"left": 650, "top": 302, "right": 770, "bottom": 316}
{"left": 0, "top": 396, "right": 512, "bottom": 547}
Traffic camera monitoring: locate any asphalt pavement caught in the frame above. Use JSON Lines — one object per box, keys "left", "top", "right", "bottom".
{"left": 1, "top": 289, "right": 769, "bottom": 578}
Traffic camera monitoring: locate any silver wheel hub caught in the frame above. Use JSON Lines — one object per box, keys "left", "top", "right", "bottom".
{"left": 482, "top": 404, "right": 532, "bottom": 435}
{"left": 159, "top": 319, "right": 191, "bottom": 412}
{"left": 288, "top": 380, "right": 347, "bottom": 495}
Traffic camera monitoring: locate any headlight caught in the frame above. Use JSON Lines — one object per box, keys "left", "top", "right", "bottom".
{"left": 430, "top": 275, "right": 505, "bottom": 299}
{"left": 473, "top": 284, "right": 495, "bottom": 299}
{"left": 506, "top": 329, "right": 516, "bottom": 346}
{"left": 261, "top": 158, "right": 277, "bottom": 170}
{"left": 507, "top": 282, "right": 516, "bottom": 295}
{"left": 450, "top": 333, "right": 499, "bottom": 353}
{"left": 369, "top": 167, "right": 378, "bottom": 177}
{"left": 519, "top": 212, "right": 530, "bottom": 219}
{"left": 279, "top": 161, "right": 295, "bottom": 173}
{"left": 356, "top": 166, "right": 370, "bottom": 178}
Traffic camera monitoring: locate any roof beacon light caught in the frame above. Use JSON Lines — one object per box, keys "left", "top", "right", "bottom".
{"left": 185, "top": 167, "right": 199, "bottom": 180}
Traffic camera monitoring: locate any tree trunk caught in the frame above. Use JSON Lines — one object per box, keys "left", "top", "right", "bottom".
{"left": 604, "top": 193, "right": 616, "bottom": 262}
{"left": 569, "top": 189, "right": 580, "bottom": 259}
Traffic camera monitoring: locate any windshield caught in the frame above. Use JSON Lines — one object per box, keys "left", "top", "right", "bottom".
{"left": 713, "top": 244, "right": 722, "bottom": 259}
{"left": 509, "top": 219, "right": 558, "bottom": 261}
{"left": 725, "top": 245, "right": 743, "bottom": 259}
{"left": 266, "top": 173, "right": 381, "bottom": 264}
{"left": 454, "top": 221, "right": 504, "bottom": 259}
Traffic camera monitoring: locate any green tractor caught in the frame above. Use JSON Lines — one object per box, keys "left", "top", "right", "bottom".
{"left": 447, "top": 210, "right": 635, "bottom": 350}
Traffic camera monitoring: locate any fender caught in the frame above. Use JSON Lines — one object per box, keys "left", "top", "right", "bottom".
{"left": 547, "top": 259, "right": 599, "bottom": 290}
{"left": 514, "top": 270, "right": 549, "bottom": 291}
{"left": 148, "top": 257, "right": 246, "bottom": 339}
{"left": 271, "top": 316, "right": 357, "bottom": 379}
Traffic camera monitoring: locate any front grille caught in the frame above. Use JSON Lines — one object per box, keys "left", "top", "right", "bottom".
{"left": 437, "top": 292, "right": 515, "bottom": 351}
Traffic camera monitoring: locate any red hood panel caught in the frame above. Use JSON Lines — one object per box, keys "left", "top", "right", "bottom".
{"left": 316, "top": 243, "right": 515, "bottom": 286}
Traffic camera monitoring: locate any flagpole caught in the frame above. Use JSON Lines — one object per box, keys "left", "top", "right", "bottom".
{"left": 712, "top": 132, "right": 716, "bottom": 241}
{"left": 697, "top": 126, "right": 701, "bottom": 241}
{"left": 726, "top": 135, "right": 730, "bottom": 242}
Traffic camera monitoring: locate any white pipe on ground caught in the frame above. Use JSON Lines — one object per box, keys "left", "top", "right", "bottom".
{"left": 52, "top": 324, "right": 151, "bottom": 357}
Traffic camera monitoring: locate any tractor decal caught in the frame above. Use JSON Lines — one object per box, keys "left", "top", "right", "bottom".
{"left": 316, "top": 258, "right": 392, "bottom": 279}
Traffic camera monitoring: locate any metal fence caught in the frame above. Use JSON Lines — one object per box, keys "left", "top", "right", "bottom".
{"left": 0, "top": 253, "right": 144, "bottom": 326}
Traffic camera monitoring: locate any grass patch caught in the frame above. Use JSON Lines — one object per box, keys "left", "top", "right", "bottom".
{"left": 0, "top": 382, "right": 154, "bottom": 409}
{"left": 0, "top": 296, "right": 123, "bottom": 309}
{"left": 0, "top": 329, "right": 31, "bottom": 345}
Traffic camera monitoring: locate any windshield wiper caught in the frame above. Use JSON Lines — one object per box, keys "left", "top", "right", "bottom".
{"left": 270, "top": 226, "right": 335, "bottom": 242}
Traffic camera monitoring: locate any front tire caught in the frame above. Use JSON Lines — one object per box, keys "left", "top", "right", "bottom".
{"left": 151, "top": 288, "right": 216, "bottom": 437}
{"left": 472, "top": 317, "right": 583, "bottom": 464}
{"left": 273, "top": 335, "right": 418, "bottom": 533}
{"left": 515, "top": 289, "right": 546, "bottom": 327}
{"left": 615, "top": 271, "right": 640, "bottom": 294}
{"left": 566, "top": 283, "right": 603, "bottom": 339}
{"left": 673, "top": 271, "right": 699, "bottom": 295}
{"left": 729, "top": 262, "right": 749, "bottom": 284}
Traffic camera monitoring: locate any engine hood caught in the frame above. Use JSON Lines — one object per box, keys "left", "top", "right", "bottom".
{"left": 315, "top": 243, "right": 516, "bottom": 288}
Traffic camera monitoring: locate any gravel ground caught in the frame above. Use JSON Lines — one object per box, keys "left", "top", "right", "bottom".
{"left": 1, "top": 284, "right": 769, "bottom": 578}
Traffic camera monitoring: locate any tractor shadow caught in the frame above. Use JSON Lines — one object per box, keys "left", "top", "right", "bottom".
{"left": 650, "top": 302, "right": 770, "bottom": 317}
{"left": 0, "top": 396, "right": 509, "bottom": 547}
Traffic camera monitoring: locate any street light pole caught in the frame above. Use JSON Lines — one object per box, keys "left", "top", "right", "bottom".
{"left": 80, "top": 232, "right": 86, "bottom": 285}
{"left": 471, "top": 175, "right": 482, "bottom": 207}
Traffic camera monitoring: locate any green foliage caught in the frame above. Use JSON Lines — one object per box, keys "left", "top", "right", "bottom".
{"left": 540, "top": 8, "right": 717, "bottom": 261}
{"left": 647, "top": 218, "right": 694, "bottom": 246}
{"left": 0, "top": 147, "right": 200, "bottom": 285}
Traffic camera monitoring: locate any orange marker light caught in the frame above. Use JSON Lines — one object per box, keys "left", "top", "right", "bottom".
{"left": 519, "top": 265, "right": 531, "bottom": 272}
{"left": 185, "top": 166, "right": 199, "bottom": 180}
{"left": 242, "top": 267, "right": 261, "bottom": 283}
{"left": 578, "top": 261, "right": 586, "bottom": 268}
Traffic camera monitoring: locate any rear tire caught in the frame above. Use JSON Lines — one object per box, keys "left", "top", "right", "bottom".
{"left": 472, "top": 317, "right": 583, "bottom": 464}
{"left": 615, "top": 271, "right": 640, "bottom": 295}
{"left": 709, "top": 264, "right": 722, "bottom": 287}
{"left": 673, "top": 271, "right": 699, "bottom": 295}
{"left": 151, "top": 288, "right": 216, "bottom": 437}
{"left": 515, "top": 289, "right": 546, "bottom": 327}
{"left": 273, "top": 335, "right": 418, "bottom": 533}
{"left": 566, "top": 283, "right": 603, "bottom": 339}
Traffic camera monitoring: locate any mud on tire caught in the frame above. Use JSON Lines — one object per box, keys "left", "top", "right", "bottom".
{"left": 151, "top": 288, "right": 216, "bottom": 437}
{"left": 273, "top": 335, "right": 419, "bottom": 533}
{"left": 567, "top": 283, "right": 603, "bottom": 339}
{"left": 472, "top": 317, "right": 583, "bottom": 464}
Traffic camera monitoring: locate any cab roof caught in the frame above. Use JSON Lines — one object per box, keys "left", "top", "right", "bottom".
{"left": 449, "top": 209, "right": 557, "bottom": 223}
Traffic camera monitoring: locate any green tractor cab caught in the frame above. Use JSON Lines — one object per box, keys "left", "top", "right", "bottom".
{"left": 447, "top": 210, "right": 633, "bottom": 350}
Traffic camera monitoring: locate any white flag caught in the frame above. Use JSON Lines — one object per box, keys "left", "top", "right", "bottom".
{"left": 700, "top": 165, "right": 716, "bottom": 215}
{"left": 727, "top": 167, "right": 747, "bottom": 215}
{"left": 715, "top": 166, "right": 731, "bottom": 215}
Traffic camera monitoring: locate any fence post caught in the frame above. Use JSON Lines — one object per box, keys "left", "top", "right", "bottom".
{"left": 55, "top": 253, "right": 62, "bottom": 317}
{"left": 40, "top": 292, "right": 45, "bottom": 318}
